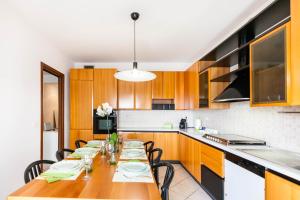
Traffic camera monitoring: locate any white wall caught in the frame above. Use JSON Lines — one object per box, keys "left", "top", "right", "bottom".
{"left": 194, "top": 102, "right": 300, "bottom": 153}
{"left": 118, "top": 110, "right": 194, "bottom": 128}
{"left": 0, "top": 1, "right": 72, "bottom": 199}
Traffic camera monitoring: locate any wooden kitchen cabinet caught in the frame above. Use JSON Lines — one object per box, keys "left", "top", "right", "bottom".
{"left": 250, "top": 22, "right": 300, "bottom": 106}
{"left": 135, "top": 81, "right": 152, "bottom": 110}
{"left": 153, "top": 132, "right": 178, "bottom": 160}
{"left": 175, "top": 72, "right": 185, "bottom": 110}
{"left": 70, "top": 69, "right": 93, "bottom": 130}
{"left": 93, "top": 69, "right": 117, "bottom": 109}
{"left": 184, "top": 62, "right": 199, "bottom": 110}
{"left": 118, "top": 80, "right": 135, "bottom": 109}
{"left": 179, "top": 134, "right": 202, "bottom": 182}
{"left": 201, "top": 143, "right": 224, "bottom": 178}
{"left": 69, "top": 130, "right": 93, "bottom": 150}
{"left": 163, "top": 72, "right": 175, "bottom": 99}
{"left": 152, "top": 72, "right": 163, "bottom": 99}
{"left": 152, "top": 71, "right": 175, "bottom": 99}
{"left": 265, "top": 171, "right": 300, "bottom": 200}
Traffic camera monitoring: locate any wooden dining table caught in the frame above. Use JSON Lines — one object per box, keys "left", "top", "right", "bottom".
{"left": 7, "top": 147, "right": 161, "bottom": 200}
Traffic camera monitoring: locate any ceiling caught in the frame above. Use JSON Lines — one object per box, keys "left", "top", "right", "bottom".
{"left": 7, "top": 0, "right": 274, "bottom": 69}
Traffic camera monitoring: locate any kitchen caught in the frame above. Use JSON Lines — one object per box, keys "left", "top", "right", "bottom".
{"left": 2, "top": 0, "right": 300, "bottom": 200}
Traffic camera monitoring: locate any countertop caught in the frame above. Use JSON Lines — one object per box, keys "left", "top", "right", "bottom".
{"left": 118, "top": 127, "right": 300, "bottom": 182}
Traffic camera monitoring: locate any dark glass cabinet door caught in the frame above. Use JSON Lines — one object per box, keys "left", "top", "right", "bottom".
{"left": 251, "top": 25, "right": 288, "bottom": 104}
{"left": 199, "top": 71, "right": 209, "bottom": 108}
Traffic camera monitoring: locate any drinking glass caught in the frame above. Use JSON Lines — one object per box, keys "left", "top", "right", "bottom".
{"left": 83, "top": 154, "right": 92, "bottom": 180}
{"left": 100, "top": 140, "right": 106, "bottom": 157}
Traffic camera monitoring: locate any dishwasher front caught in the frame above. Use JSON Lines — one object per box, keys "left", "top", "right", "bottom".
{"left": 224, "top": 152, "right": 265, "bottom": 200}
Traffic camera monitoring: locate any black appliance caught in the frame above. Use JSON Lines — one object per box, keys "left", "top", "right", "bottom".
{"left": 93, "top": 110, "right": 117, "bottom": 134}
{"left": 213, "top": 69, "right": 250, "bottom": 102}
{"left": 201, "top": 165, "right": 224, "bottom": 200}
{"left": 203, "top": 134, "right": 266, "bottom": 146}
{"left": 179, "top": 118, "right": 187, "bottom": 129}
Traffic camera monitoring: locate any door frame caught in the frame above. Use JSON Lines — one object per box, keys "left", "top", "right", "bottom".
{"left": 40, "top": 62, "right": 65, "bottom": 160}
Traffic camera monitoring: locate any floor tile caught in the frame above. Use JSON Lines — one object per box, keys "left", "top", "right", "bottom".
{"left": 158, "top": 164, "right": 212, "bottom": 200}
{"left": 186, "top": 189, "right": 212, "bottom": 200}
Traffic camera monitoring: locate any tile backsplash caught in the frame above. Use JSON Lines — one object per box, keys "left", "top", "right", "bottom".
{"left": 118, "top": 103, "right": 300, "bottom": 153}
{"left": 118, "top": 110, "right": 194, "bottom": 129}
{"left": 194, "top": 102, "right": 300, "bottom": 153}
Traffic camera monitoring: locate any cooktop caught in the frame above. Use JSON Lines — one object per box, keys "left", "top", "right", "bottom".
{"left": 203, "top": 134, "right": 266, "bottom": 145}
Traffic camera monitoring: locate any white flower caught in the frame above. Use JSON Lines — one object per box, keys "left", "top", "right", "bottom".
{"left": 96, "top": 103, "right": 113, "bottom": 117}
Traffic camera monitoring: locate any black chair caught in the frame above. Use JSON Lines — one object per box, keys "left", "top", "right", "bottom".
{"left": 149, "top": 148, "right": 163, "bottom": 166}
{"left": 75, "top": 139, "right": 87, "bottom": 148}
{"left": 56, "top": 148, "right": 74, "bottom": 161}
{"left": 143, "top": 141, "right": 154, "bottom": 159}
{"left": 24, "top": 160, "right": 56, "bottom": 183}
{"left": 149, "top": 148, "right": 163, "bottom": 184}
{"left": 151, "top": 162, "right": 175, "bottom": 200}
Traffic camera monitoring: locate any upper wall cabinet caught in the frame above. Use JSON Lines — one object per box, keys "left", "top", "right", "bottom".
{"left": 117, "top": 80, "right": 135, "bottom": 109}
{"left": 175, "top": 72, "right": 185, "bottom": 110}
{"left": 152, "top": 71, "right": 175, "bottom": 99}
{"left": 135, "top": 81, "right": 152, "bottom": 110}
{"left": 184, "top": 62, "right": 199, "bottom": 110}
{"left": 93, "top": 69, "right": 117, "bottom": 109}
{"left": 250, "top": 22, "right": 300, "bottom": 106}
{"left": 70, "top": 69, "right": 93, "bottom": 130}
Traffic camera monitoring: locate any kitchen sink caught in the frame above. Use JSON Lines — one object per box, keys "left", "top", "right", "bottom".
{"left": 238, "top": 148, "right": 300, "bottom": 171}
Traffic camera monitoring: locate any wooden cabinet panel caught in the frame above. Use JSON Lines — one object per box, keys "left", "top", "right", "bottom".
{"left": 136, "top": 132, "right": 154, "bottom": 143}
{"left": 152, "top": 71, "right": 175, "bottom": 99}
{"left": 175, "top": 72, "right": 185, "bottom": 110}
{"left": 163, "top": 72, "right": 175, "bottom": 99}
{"left": 93, "top": 69, "right": 117, "bottom": 109}
{"left": 193, "top": 139, "right": 201, "bottom": 182}
{"left": 70, "top": 130, "right": 93, "bottom": 149}
{"left": 135, "top": 81, "right": 152, "bottom": 110}
{"left": 152, "top": 72, "right": 163, "bottom": 99}
{"left": 153, "top": 133, "right": 178, "bottom": 160}
{"left": 93, "top": 134, "right": 107, "bottom": 140}
{"left": 184, "top": 62, "right": 199, "bottom": 110}
{"left": 118, "top": 80, "right": 134, "bottom": 109}
{"left": 291, "top": 0, "right": 300, "bottom": 105}
{"left": 70, "top": 69, "right": 93, "bottom": 80}
{"left": 266, "top": 171, "right": 300, "bottom": 200}
{"left": 70, "top": 71, "right": 93, "bottom": 130}
{"left": 201, "top": 143, "right": 224, "bottom": 178}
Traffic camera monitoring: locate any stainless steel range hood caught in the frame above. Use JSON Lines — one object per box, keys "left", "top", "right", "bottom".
{"left": 213, "top": 69, "right": 249, "bottom": 103}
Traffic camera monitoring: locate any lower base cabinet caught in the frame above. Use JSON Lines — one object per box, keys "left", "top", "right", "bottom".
{"left": 179, "top": 134, "right": 201, "bottom": 182}
{"left": 153, "top": 132, "right": 179, "bottom": 160}
{"left": 266, "top": 171, "right": 300, "bottom": 200}
{"left": 119, "top": 132, "right": 154, "bottom": 142}
{"left": 69, "top": 130, "right": 93, "bottom": 149}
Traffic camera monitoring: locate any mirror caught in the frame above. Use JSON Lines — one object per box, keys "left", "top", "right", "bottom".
{"left": 41, "top": 62, "right": 64, "bottom": 161}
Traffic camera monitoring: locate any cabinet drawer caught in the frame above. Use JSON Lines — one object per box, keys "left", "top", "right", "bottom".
{"left": 201, "top": 143, "right": 224, "bottom": 177}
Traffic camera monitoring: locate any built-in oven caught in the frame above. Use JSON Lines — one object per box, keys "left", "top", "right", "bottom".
{"left": 201, "top": 165, "right": 224, "bottom": 200}
{"left": 93, "top": 109, "right": 117, "bottom": 134}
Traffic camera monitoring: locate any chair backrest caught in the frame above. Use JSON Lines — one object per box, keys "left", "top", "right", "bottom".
{"left": 149, "top": 148, "right": 163, "bottom": 166}
{"left": 151, "top": 162, "right": 175, "bottom": 200}
{"left": 75, "top": 139, "right": 87, "bottom": 148}
{"left": 56, "top": 148, "right": 74, "bottom": 161}
{"left": 143, "top": 141, "right": 154, "bottom": 158}
{"left": 24, "top": 160, "right": 55, "bottom": 183}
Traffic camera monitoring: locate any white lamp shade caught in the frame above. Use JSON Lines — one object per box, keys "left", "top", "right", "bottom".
{"left": 114, "top": 69, "right": 156, "bottom": 82}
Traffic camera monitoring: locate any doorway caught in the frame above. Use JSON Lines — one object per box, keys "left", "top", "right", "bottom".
{"left": 41, "top": 62, "right": 64, "bottom": 160}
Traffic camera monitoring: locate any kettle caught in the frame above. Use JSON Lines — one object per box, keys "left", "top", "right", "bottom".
{"left": 179, "top": 117, "right": 187, "bottom": 129}
{"left": 195, "top": 118, "right": 202, "bottom": 130}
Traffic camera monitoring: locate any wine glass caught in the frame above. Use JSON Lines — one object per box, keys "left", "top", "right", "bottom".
{"left": 83, "top": 154, "right": 92, "bottom": 180}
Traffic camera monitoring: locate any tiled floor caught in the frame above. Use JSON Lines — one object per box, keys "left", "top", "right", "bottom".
{"left": 159, "top": 164, "right": 212, "bottom": 200}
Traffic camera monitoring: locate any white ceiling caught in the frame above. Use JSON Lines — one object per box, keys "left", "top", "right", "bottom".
{"left": 7, "top": 0, "right": 274, "bottom": 69}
